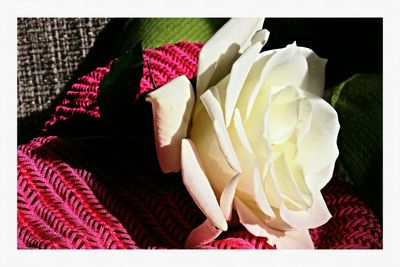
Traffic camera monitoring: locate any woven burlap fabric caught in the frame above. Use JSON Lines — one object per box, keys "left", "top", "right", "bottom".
{"left": 17, "top": 18, "right": 110, "bottom": 117}
{"left": 17, "top": 18, "right": 111, "bottom": 144}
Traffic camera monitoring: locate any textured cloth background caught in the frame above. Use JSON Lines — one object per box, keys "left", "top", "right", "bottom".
{"left": 17, "top": 41, "right": 382, "bottom": 249}
{"left": 17, "top": 18, "right": 111, "bottom": 144}
{"left": 17, "top": 18, "right": 110, "bottom": 117}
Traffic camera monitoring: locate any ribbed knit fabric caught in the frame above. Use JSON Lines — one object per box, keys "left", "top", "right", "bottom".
{"left": 18, "top": 41, "right": 382, "bottom": 249}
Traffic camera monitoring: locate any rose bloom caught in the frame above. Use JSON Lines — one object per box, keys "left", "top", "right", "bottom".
{"left": 146, "top": 18, "right": 339, "bottom": 249}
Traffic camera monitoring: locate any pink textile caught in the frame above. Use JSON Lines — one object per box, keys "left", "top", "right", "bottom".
{"left": 18, "top": 41, "right": 382, "bottom": 249}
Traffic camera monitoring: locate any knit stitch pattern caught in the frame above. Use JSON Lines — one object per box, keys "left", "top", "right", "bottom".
{"left": 18, "top": 41, "right": 382, "bottom": 249}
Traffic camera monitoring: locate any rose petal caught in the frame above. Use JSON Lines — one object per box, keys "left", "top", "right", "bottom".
{"left": 251, "top": 29, "right": 269, "bottom": 46}
{"left": 146, "top": 75, "right": 195, "bottom": 173}
{"left": 185, "top": 219, "right": 223, "bottom": 248}
{"left": 295, "top": 95, "right": 340, "bottom": 176}
{"left": 234, "top": 197, "right": 283, "bottom": 247}
{"left": 236, "top": 51, "right": 275, "bottom": 119}
{"left": 190, "top": 100, "right": 236, "bottom": 196}
{"left": 295, "top": 98, "right": 313, "bottom": 143}
{"left": 181, "top": 139, "right": 227, "bottom": 231}
{"left": 219, "top": 174, "right": 240, "bottom": 221}
{"left": 280, "top": 190, "right": 332, "bottom": 230}
{"left": 235, "top": 198, "right": 314, "bottom": 249}
{"left": 231, "top": 109, "right": 255, "bottom": 156}
{"left": 305, "top": 161, "right": 336, "bottom": 192}
{"left": 263, "top": 207, "right": 292, "bottom": 231}
{"left": 241, "top": 82, "right": 272, "bottom": 174}
{"left": 194, "top": 74, "right": 229, "bottom": 119}
{"left": 276, "top": 229, "right": 314, "bottom": 249}
{"left": 271, "top": 154, "right": 312, "bottom": 210}
{"left": 238, "top": 43, "right": 308, "bottom": 120}
{"left": 298, "top": 47, "right": 328, "bottom": 97}
{"left": 224, "top": 32, "right": 269, "bottom": 127}
{"left": 263, "top": 167, "right": 284, "bottom": 210}
{"left": 266, "top": 43, "right": 308, "bottom": 94}
{"left": 229, "top": 109, "right": 275, "bottom": 219}
{"left": 196, "top": 18, "right": 265, "bottom": 97}
{"left": 200, "top": 89, "right": 242, "bottom": 173}
{"left": 269, "top": 87, "right": 301, "bottom": 144}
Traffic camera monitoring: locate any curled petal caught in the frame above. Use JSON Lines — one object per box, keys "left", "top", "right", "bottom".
{"left": 185, "top": 219, "right": 223, "bottom": 248}
{"left": 280, "top": 190, "right": 332, "bottom": 230}
{"left": 230, "top": 109, "right": 275, "bottom": 219}
{"left": 269, "top": 87, "right": 301, "bottom": 144}
{"left": 235, "top": 198, "right": 314, "bottom": 249}
{"left": 234, "top": 197, "right": 283, "bottom": 247}
{"left": 146, "top": 75, "right": 195, "bottom": 173}
{"left": 298, "top": 47, "right": 328, "bottom": 97}
{"left": 190, "top": 100, "right": 236, "bottom": 195}
{"left": 225, "top": 41, "right": 264, "bottom": 127}
{"left": 240, "top": 43, "right": 308, "bottom": 119}
{"left": 295, "top": 98, "right": 313, "bottom": 143}
{"left": 251, "top": 29, "right": 269, "bottom": 46}
{"left": 200, "top": 89, "right": 242, "bottom": 173}
{"left": 276, "top": 229, "right": 314, "bottom": 249}
{"left": 271, "top": 154, "right": 312, "bottom": 210}
{"left": 266, "top": 43, "right": 308, "bottom": 94}
{"left": 305, "top": 161, "right": 336, "bottom": 192}
{"left": 181, "top": 139, "right": 227, "bottom": 231}
{"left": 220, "top": 174, "right": 240, "bottom": 221}
{"left": 236, "top": 51, "right": 275, "bottom": 120}
{"left": 197, "top": 18, "right": 265, "bottom": 97}
{"left": 295, "top": 94, "right": 340, "bottom": 177}
{"left": 242, "top": 83, "right": 273, "bottom": 178}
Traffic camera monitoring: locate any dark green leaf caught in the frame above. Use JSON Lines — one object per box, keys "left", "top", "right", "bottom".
{"left": 331, "top": 73, "right": 382, "bottom": 221}
{"left": 112, "top": 18, "right": 228, "bottom": 57}
{"left": 98, "top": 42, "right": 143, "bottom": 132}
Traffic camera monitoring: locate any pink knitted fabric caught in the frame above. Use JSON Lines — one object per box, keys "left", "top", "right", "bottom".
{"left": 18, "top": 41, "right": 382, "bottom": 249}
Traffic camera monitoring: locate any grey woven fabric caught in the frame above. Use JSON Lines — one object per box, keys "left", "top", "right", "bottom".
{"left": 17, "top": 18, "right": 111, "bottom": 118}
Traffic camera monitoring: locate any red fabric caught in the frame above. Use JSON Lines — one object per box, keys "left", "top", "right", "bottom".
{"left": 18, "top": 41, "right": 382, "bottom": 249}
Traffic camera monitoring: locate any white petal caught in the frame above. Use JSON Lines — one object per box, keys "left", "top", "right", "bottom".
{"left": 266, "top": 43, "right": 308, "bottom": 93}
{"left": 280, "top": 190, "right": 332, "bottom": 229}
{"left": 236, "top": 51, "right": 275, "bottom": 120}
{"left": 229, "top": 109, "right": 275, "bottom": 219}
{"left": 240, "top": 44, "right": 307, "bottom": 119}
{"left": 271, "top": 154, "right": 312, "bottom": 210}
{"left": 251, "top": 29, "right": 269, "bottom": 46}
{"left": 199, "top": 88, "right": 225, "bottom": 123}
{"left": 146, "top": 75, "right": 195, "bottom": 173}
{"left": 304, "top": 161, "right": 336, "bottom": 193}
{"left": 276, "top": 229, "right": 314, "bottom": 249}
{"left": 185, "top": 219, "right": 223, "bottom": 248}
{"left": 196, "top": 18, "right": 265, "bottom": 97}
{"left": 298, "top": 47, "right": 328, "bottom": 97}
{"left": 190, "top": 101, "right": 236, "bottom": 196}
{"left": 269, "top": 87, "right": 300, "bottom": 144}
{"left": 235, "top": 198, "right": 314, "bottom": 249}
{"left": 234, "top": 198, "right": 283, "bottom": 247}
{"left": 264, "top": 207, "right": 293, "bottom": 231}
{"left": 295, "top": 98, "right": 313, "bottom": 143}
{"left": 295, "top": 95, "right": 340, "bottom": 176}
{"left": 225, "top": 41, "right": 263, "bottom": 127}
{"left": 220, "top": 174, "right": 240, "bottom": 221}
{"left": 181, "top": 139, "right": 227, "bottom": 231}
{"left": 200, "top": 89, "right": 242, "bottom": 173}
{"left": 242, "top": 82, "right": 272, "bottom": 163}
{"left": 263, "top": 168, "right": 284, "bottom": 210}
{"left": 232, "top": 109, "right": 254, "bottom": 155}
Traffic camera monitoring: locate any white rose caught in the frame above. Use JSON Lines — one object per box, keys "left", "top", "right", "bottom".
{"left": 146, "top": 18, "right": 340, "bottom": 249}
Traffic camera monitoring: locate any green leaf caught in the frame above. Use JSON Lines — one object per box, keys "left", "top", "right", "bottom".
{"left": 112, "top": 18, "right": 228, "bottom": 57}
{"left": 331, "top": 73, "right": 382, "bottom": 220}
{"left": 98, "top": 42, "right": 143, "bottom": 131}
